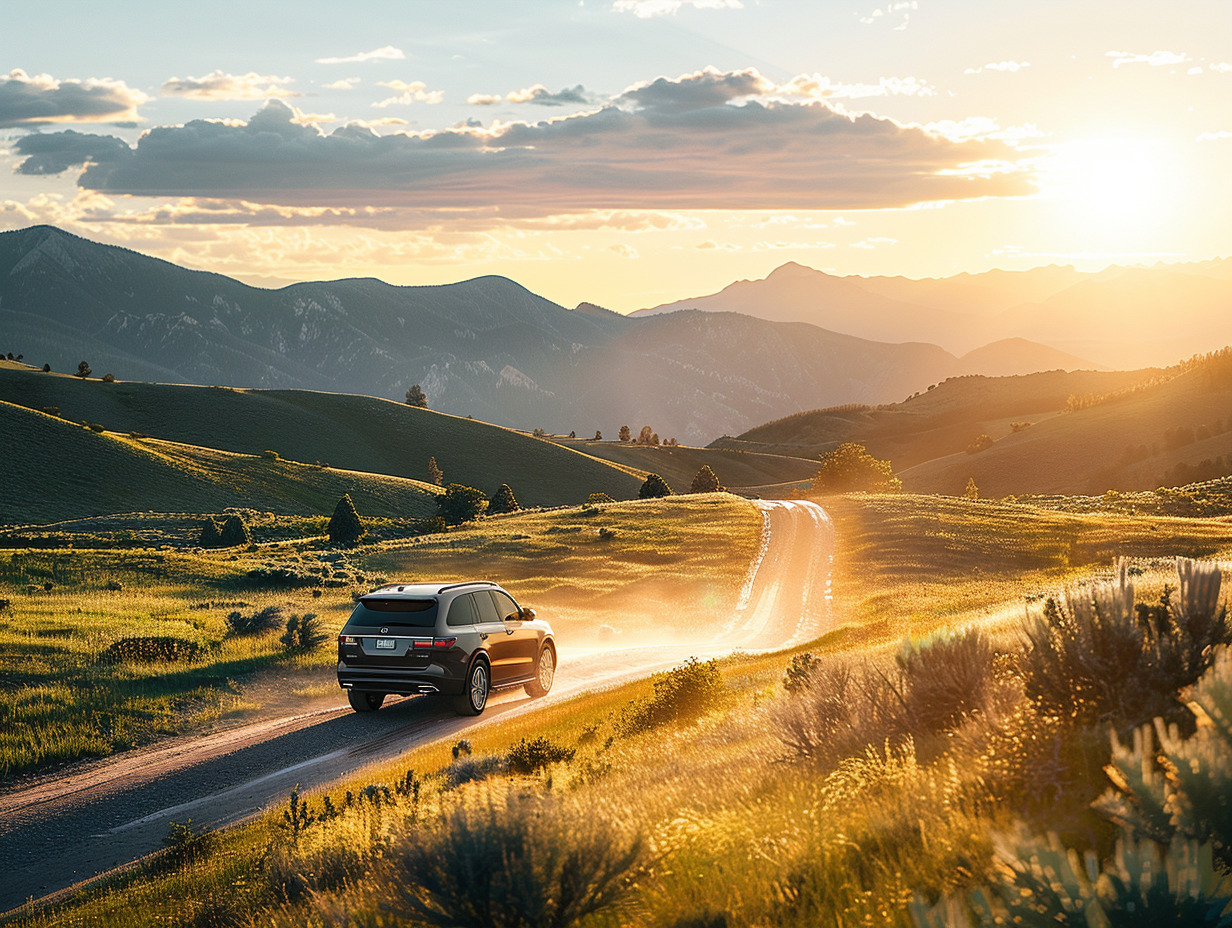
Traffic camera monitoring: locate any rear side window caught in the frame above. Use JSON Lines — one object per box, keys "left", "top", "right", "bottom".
{"left": 446, "top": 594, "right": 479, "bottom": 627}
{"left": 344, "top": 598, "right": 438, "bottom": 630}
{"left": 492, "top": 591, "right": 520, "bottom": 622}
{"left": 473, "top": 591, "right": 502, "bottom": 624}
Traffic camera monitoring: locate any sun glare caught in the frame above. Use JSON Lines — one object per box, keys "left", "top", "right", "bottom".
{"left": 1047, "top": 138, "right": 1184, "bottom": 240}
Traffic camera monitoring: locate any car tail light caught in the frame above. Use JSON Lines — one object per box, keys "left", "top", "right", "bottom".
{"left": 433, "top": 637, "right": 457, "bottom": 648}
{"left": 413, "top": 639, "right": 433, "bottom": 649}
{"left": 339, "top": 635, "right": 357, "bottom": 645}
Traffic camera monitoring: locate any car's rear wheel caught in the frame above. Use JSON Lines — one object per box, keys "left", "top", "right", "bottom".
{"left": 455, "top": 658, "right": 490, "bottom": 716}
{"left": 525, "top": 644, "right": 555, "bottom": 697}
{"left": 348, "top": 690, "right": 385, "bottom": 713}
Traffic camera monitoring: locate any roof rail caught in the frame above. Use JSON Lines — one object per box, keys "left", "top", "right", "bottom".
{"left": 436, "top": 580, "right": 498, "bottom": 594}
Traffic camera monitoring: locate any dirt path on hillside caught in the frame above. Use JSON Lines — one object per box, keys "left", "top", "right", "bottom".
{"left": 0, "top": 501, "right": 833, "bottom": 915}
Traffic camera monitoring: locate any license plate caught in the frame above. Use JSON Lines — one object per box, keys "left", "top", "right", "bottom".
{"left": 375, "top": 638, "right": 397, "bottom": 650}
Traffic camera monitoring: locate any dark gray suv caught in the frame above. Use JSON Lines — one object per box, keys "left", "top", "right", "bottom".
{"left": 336, "top": 581, "right": 556, "bottom": 716}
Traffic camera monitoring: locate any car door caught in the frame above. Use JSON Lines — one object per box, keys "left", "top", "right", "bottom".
{"left": 491, "top": 589, "right": 539, "bottom": 680}
{"left": 472, "top": 590, "right": 518, "bottom": 684}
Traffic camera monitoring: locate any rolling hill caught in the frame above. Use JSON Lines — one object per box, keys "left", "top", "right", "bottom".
{"left": 0, "top": 365, "right": 647, "bottom": 522}
{"left": 0, "top": 225, "right": 1136, "bottom": 444}
{"left": 719, "top": 351, "right": 1232, "bottom": 496}
{"left": 0, "top": 400, "right": 443, "bottom": 525}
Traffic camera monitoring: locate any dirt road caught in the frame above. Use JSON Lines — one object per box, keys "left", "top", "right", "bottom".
{"left": 0, "top": 500, "right": 833, "bottom": 914}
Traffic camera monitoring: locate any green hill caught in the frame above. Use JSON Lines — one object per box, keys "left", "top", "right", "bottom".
{"left": 0, "top": 400, "right": 445, "bottom": 525}
{"left": 0, "top": 367, "right": 645, "bottom": 522}
{"left": 557, "top": 439, "right": 818, "bottom": 494}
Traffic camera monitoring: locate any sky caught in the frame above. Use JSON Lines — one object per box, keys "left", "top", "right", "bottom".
{"left": 2, "top": 0, "right": 1230, "bottom": 311}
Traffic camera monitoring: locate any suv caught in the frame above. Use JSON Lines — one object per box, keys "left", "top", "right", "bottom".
{"left": 336, "top": 581, "right": 555, "bottom": 716}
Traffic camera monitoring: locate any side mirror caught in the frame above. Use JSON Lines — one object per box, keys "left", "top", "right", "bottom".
{"left": 520, "top": 607, "right": 536, "bottom": 620}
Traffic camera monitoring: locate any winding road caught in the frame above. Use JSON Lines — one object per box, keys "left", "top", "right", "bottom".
{"left": 0, "top": 500, "right": 833, "bottom": 914}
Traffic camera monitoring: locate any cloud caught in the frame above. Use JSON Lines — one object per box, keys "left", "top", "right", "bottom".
{"left": 468, "top": 83, "right": 595, "bottom": 107}
{"left": 1196, "top": 130, "right": 1232, "bottom": 142}
{"left": 778, "top": 73, "right": 935, "bottom": 100}
{"left": 0, "top": 68, "right": 147, "bottom": 128}
{"left": 15, "top": 69, "right": 1033, "bottom": 215}
{"left": 1107, "top": 50, "right": 1190, "bottom": 68}
{"left": 373, "top": 80, "right": 444, "bottom": 107}
{"left": 859, "top": 2, "right": 915, "bottom": 29}
{"left": 315, "top": 45, "right": 405, "bottom": 65}
{"left": 160, "top": 71, "right": 298, "bottom": 100}
{"left": 323, "top": 78, "right": 361, "bottom": 91}
{"left": 964, "top": 61, "right": 1030, "bottom": 74}
{"left": 850, "top": 236, "right": 897, "bottom": 249}
{"left": 612, "top": 0, "right": 741, "bottom": 17}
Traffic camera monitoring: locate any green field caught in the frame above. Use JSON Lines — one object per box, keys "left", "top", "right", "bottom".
{"left": 13, "top": 491, "right": 1232, "bottom": 927}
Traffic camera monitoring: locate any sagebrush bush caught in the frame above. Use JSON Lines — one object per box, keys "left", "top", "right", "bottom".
{"left": 443, "top": 753, "right": 506, "bottom": 790}
{"left": 382, "top": 788, "right": 644, "bottom": 928}
{"left": 1020, "top": 559, "right": 1229, "bottom": 731}
{"left": 505, "top": 736, "right": 575, "bottom": 775}
{"left": 101, "top": 636, "right": 204, "bottom": 663}
{"left": 618, "top": 657, "right": 723, "bottom": 735}
{"left": 225, "top": 604, "right": 285, "bottom": 636}
{"left": 280, "top": 613, "right": 329, "bottom": 651}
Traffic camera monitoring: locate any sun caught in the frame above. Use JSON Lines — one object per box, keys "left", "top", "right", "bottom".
{"left": 1046, "top": 138, "right": 1183, "bottom": 241}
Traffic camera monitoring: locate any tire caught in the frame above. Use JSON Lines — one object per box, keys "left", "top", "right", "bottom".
{"left": 524, "top": 644, "right": 555, "bottom": 698}
{"left": 455, "top": 658, "right": 490, "bottom": 716}
{"left": 348, "top": 690, "right": 385, "bottom": 713}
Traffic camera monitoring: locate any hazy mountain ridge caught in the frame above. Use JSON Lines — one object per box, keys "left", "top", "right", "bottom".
{"left": 1, "top": 225, "right": 1123, "bottom": 442}
{"left": 637, "top": 258, "right": 1232, "bottom": 367}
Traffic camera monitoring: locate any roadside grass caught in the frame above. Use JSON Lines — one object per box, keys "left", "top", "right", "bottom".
{"left": 9, "top": 492, "right": 1232, "bottom": 927}
{"left": 0, "top": 494, "right": 759, "bottom": 782}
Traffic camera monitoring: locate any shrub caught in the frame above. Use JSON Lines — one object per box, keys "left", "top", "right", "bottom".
{"left": 101, "top": 373, "right": 115, "bottom": 383}
{"left": 262, "top": 449, "right": 280, "bottom": 460}
{"left": 488, "top": 483, "right": 520, "bottom": 515}
{"left": 1019, "top": 559, "right": 1229, "bottom": 731}
{"left": 638, "top": 473, "right": 672, "bottom": 499}
{"left": 966, "top": 434, "right": 994, "bottom": 454}
{"left": 587, "top": 492, "right": 614, "bottom": 505}
{"left": 406, "top": 384, "right": 428, "bottom": 408}
{"left": 158, "top": 819, "right": 218, "bottom": 871}
{"left": 618, "top": 657, "right": 723, "bottom": 734}
{"left": 963, "top": 478, "right": 979, "bottom": 500}
{"left": 437, "top": 484, "right": 488, "bottom": 525}
{"left": 226, "top": 605, "right": 285, "bottom": 636}
{"left": 281, "top": 613, "right": 329, "bottom": 651}
{"left": 244, "top": 565, "right": 322, "bottom": 589}
{"left": 443, "top": 754, "right": 507, "bottom": 790}
{"left": 813, "top": 443, "right": 901, "bottom": 493}
{"left": 327, "top": 494, "right": 366, "bottom": 547}
{"left": 382, "top": 790, "right": 644, "bottom": 928}
{"left": 102, "top": 637, "right": 204, "bottom": 663}
{"left": 105, "top": 580, "right": 122, "bottom": 591}
{"left": 75, "top": 361, "right": 91, "bottom": 379}
{"left": 84, "top": 421, "right": 105, "bottom": 433}
{"left": 783, "top": 651, "right": 821, "bottom": 695}
{"left": 690, "top": 465, "right": 724, "bottom": 494}
{"left": 505, "top": 737, "right": 575, "bottom": 775}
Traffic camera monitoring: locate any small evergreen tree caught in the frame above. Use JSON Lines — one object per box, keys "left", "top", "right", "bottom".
{"left": 405, "top": 384, "right": 428, "bottom": 408}
{"left": 813, "top": 442, "right": 902, "bottom": 494}
{"left": 568, "top": 430, "right": 576, "bottom": 439}
{"left": 639, "top": 473, "right": 672, "bottom": 499}
{"left": 690, "top": 465, "right": 724, "bottom": 494}
{"left": 967, "top": 433, "right": 995, "bottom": 454}
{"left": 75, "top": 361, "right": 91, "bottom": 379}
{"left": 199, "top": 519, "right": 223, "bottom": 548}
{"left": 437, "top": 484, "right": 488, "bottom": 525}
{"left": 427, "top": 456, "right": 443, "bottom": 486}
{"left": 594, "top": 430, "right": 602, "bottom": 441}
{"left": 489, "top": 484, "right": 519, "bottom": 514}
{"left": 218, "top": 513, "right": 251, "bottom": 547}
{"left": 963, "top": 477, "right": 979, "bottom": 500}
{"left": 619, "top": 425, "right": 631, "bottom": 442}
{"left": 42, "top": 363, "right": 50, "bottom": 373}
{"left": 328, "top": 494, "right": 366, "bottom": 547}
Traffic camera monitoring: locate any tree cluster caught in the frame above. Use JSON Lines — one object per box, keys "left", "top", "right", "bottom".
{"left": 812, "top": 443, "right": 901, "bottom": 494}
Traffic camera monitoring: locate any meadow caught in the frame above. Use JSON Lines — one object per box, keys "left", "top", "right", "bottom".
{"left": 10, "top": 490, "right": 1232, "bottom": 926}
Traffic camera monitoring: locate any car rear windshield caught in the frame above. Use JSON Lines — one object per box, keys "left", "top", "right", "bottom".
{"left": 344, "top": 598, "right": 438, "bottom": 630}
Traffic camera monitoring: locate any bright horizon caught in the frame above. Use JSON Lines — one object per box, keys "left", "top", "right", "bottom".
{"left": 3, "top": 0, "right": 1230, "bottom": 312}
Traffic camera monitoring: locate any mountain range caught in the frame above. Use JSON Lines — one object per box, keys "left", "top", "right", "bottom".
{"left": 2, "top": 225, "right": 1220, "bottom": 442}
{"left": 637, "top": 259, "right": 1232, "bottom": 369}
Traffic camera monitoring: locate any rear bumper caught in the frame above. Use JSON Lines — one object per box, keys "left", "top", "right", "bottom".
{"left": 337, "top": 661, "right": 466, "bottom": 697}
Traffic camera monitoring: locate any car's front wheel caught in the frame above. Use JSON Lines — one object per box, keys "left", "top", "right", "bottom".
{"left": 455, "top": 658, "right": 490, "bottom": 716}
{"left": 347, "top": 690, "right": 385, "bottom": 713}
{"left": 525, "top": 644, "right": 555, "bottom": 697}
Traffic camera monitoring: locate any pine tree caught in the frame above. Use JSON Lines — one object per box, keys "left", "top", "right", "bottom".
{"left": 427, "top": 456, "right": 443, "bottom": 486}
{"left": 218, "top": 513, "right": 251, "bottom": 547}
{"left": 690, "top": 465, "right": 724, "bottom": 494}
{"left": 199, "top": 519, "right": 223, "bottom": 548}
{"left": 963, "top": 477, "right": 979, "bottom": 500}
{"left": 489, "top": 483, "right": 520, "bottom": 514}
{"left": 328, "top": 494, "right": 366, "bottom": 547}
{"left": 75, "top": 361, "right": 91, "bottom": 379}
{"left": 639, "top": 473, "right": 672, "bottom": 499}
{"left": 405, "top": 385, "right": 428, "bottom": 408}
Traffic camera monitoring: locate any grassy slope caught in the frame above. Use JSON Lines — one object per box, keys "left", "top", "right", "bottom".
{"left": 718, "top": 368, "right": 1159, "bottom": 468}
{"left": 902, "top": 369, "right": 1232, "bottom": 496}
{"left": 0, "top": 401, "right": 442, "bottom": 524}
{"left": 0, "top": 494, "right": 758, "bottom": 781}
{"left": 553, "top": 438, "right": 818, "bottom": 493}
{"left": 22, "top": 493, "right": 1232, "bottom": 928}
{"left": 0, "top": 367, "right": 645, "bottom": 515}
